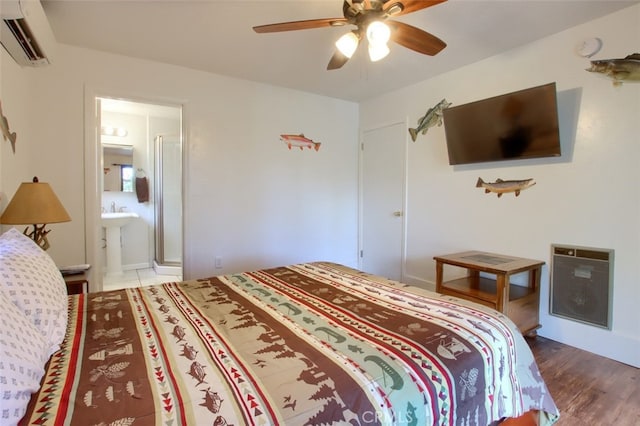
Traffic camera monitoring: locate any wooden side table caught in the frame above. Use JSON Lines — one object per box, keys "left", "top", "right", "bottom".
{"left": 62, "top": 271, "right": 89, "bottom": 295}
{"left": 434, "top": 251, "right": 544, "bottom": 335}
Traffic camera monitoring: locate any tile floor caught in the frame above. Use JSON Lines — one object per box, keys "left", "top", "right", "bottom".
{"left": 103, "top": 267, "right": 182, "bottom": 291}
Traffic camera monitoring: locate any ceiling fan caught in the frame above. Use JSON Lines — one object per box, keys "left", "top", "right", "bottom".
{"left": 253, "top": 0, "right": 447, "bottom": 70}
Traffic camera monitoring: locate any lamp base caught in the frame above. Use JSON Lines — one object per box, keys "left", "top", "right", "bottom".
{"left": 23, "top": 224, "right": 51, "bottom": 250}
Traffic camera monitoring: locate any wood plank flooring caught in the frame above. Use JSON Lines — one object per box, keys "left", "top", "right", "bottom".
{"left": 526, "top": 336, "right": 639, "bottom": 425}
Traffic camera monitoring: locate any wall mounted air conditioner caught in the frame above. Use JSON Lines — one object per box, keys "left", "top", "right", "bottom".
{"left": 1, "top": 0, "right": 56, "bottom": 66}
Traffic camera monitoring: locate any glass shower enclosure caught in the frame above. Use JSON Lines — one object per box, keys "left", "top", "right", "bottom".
{"left": 154, "top": 135, "right": 182, "bottom": 273}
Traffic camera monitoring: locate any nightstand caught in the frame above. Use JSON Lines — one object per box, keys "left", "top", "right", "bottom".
{"left": 434, "top": 251, "right": 544, "bottom": 335}
{"left": 62, "top": 272, "right": 89, "bottom": 295}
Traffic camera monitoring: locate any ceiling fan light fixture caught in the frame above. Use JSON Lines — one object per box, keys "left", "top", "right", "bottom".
{"left": 253, "top": 0, "right": 447, "bottom": 71}
{"left": 366, "top": 21, "right": 391, "bottom": 46}
{"left": 368, "top": 42, "right": 390, "bottom": 62}
{"left": 335, "top": 31, "right": 359, "bottom": 58}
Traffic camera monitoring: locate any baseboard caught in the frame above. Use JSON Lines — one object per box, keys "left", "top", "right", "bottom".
{"left": 538, "top": 316, "right": 640, "bottom": 368}
{"left": 402, "top": 274, "right": 436, "bottom": 292}
{"left": 153, "top": 260, "right": 182, "bottom": 276}
{"left": 122, "top": 262, "right": 150, "bottom": 271}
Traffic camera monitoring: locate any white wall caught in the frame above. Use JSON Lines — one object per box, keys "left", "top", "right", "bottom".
{"left": 0, "top": 43, "right": 359, "bottom": 286}
{"left": 360, "top": 5, "right": 640, "bottom": 367}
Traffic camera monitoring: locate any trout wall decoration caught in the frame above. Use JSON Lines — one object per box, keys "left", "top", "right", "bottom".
{"left": 586, "top": 53, "right": 640, "bottom": 86}
{"left": 476, "top": 177, "right": 536, "bottom": 197}
{"left": 280, "top": 134, "right": 322, "bottom": 151}
{"left": 0, "top": 101, "right": 17, "bottom": 153}
{"left": 409, "top": 98, "right": 451, "bottom": 142}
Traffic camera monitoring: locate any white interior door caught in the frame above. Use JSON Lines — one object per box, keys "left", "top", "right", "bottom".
{"left": 360, "top": 122, "right": 406, "bottom": 281}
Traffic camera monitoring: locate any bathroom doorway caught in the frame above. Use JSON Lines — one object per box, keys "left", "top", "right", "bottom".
{"left": 98, "top": 97, "right": 183, "bottom": 289}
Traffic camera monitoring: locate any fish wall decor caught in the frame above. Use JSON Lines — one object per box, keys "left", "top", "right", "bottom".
{"left": 408, "top": 98, "right": 452, "bottom": 142}
{"left": 476, "top": 177, "right": 535, "bottom": 197}
{"left": 0, "top": 101, "right": 17, "bottom": 153}
{"left": 280, "top": 134, "right": 321, "bottom": 151}
{"left": 586, "top": 53, "right": 640, "bottom": 86}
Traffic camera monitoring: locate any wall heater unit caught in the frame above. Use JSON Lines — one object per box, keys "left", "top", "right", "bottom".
{"left": 550, "top": 245, "right": 613, "bottom": 329}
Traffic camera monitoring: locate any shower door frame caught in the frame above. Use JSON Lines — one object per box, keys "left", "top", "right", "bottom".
{"left": 154, "top": 134, "right": 183, "bottom": 268}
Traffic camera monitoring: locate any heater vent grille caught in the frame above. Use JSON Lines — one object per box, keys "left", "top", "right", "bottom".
{"left": 550, "top": 244, "right": 613, "bottom": 329}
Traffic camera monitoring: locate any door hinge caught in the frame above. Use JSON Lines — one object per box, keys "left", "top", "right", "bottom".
{"left": 360, "top": 250, "right": 363, "bottom": 258}
{"left": 361, "top": 142, "right": 364, "bottom": 151}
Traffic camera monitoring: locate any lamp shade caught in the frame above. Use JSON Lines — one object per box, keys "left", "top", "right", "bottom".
{"left": 1, "top": 177, "right": 71, "bottom": 225}
{"left": 366, "top": 21, "right": 390, "bottom": 46}
{"left": 368, "top": 43, "right": 390, "bottom": 62}
{"left": 335, "top": 31, "right": 359, "bottom": 58}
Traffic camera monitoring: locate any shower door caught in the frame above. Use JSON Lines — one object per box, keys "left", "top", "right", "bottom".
{"left": 154, "top": 135, "right": 182, "bottom": 268}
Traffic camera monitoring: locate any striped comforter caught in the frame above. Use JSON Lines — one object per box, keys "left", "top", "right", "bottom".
{"left": 21, "top": 262, "right": 558, "bottom": 425}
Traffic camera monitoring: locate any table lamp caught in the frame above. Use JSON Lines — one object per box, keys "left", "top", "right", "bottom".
{"left": 0, "top": 176, "right": 71, "bottom": 250}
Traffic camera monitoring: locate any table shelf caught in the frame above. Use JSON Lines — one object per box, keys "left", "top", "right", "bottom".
{"left": 440, "top": 276, "right": 536, "bottom": 306}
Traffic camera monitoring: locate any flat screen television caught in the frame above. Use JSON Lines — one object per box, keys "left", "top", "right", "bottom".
{"left": 442, "top": 82, "right": 561, "bottom": 165}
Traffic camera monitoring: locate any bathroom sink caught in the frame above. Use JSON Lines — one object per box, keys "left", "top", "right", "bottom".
{"left": 101, "top": 212, "right": 139, "bottom": 228}
{"left": 101, "top": 212, "right": 139, "bottom": 277}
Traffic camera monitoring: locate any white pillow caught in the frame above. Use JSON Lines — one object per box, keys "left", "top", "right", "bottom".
{"left": 0, "top": 289, "right": 48, "bottom": 425}
{"left": 0, "top": 228, "right": 68, "bottom": 357}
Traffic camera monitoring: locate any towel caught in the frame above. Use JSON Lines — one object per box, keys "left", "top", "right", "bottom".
{"left": 135, "top": 177, "right": 149, "bottom": 203}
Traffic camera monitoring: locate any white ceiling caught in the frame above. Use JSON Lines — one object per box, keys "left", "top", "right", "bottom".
{"left": 41, "top": 0, "right": 638, "bottom": 102}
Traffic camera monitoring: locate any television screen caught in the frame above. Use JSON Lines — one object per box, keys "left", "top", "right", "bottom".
{"left": 443, "top": 82, "right": 561, "bottom": 165}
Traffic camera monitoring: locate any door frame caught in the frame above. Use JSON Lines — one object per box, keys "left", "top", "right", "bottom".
{"left": 83, "top": 85, "right": 187, "bottom": 291}
{"left": 358, "top": 119, "right": 409, "bottom": 281}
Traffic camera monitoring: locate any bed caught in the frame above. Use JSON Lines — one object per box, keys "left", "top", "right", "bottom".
{"left": 0, "top": 229, "right": 559, "bottom": 425}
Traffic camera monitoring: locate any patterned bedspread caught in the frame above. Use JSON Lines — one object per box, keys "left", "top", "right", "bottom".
{"left": 21, "top": 262, "right": 558, "bottom": 425}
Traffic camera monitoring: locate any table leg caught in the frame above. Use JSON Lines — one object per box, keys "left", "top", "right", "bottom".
{"left": 496, "top": 274, "right": 507, "bottom": 312}
{"left": 469, "top": 269, "right": 480, "bottom": 289}
{"left": 435, "top": 261, "right": 443, "bottom": 293}
{"left": 529, "top": 266, "right": 541, "bottom": 291}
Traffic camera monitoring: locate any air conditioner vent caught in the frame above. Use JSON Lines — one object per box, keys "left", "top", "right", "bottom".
{"left": 1, "top": 0, "right": 56, "bottom": 67}
{"left": 4, "top": 18, "right": 46, "bottom": 62}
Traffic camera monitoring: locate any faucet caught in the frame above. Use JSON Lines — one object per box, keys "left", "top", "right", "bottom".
{"left": 111, "top": 201, "right": 116, "bottom": 212}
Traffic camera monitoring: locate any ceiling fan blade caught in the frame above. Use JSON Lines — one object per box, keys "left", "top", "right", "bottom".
{"left": 385, "top": 0, "right": 447, "bottom": 16}
{"left": 388, "top": 20, "right": 446, "bottom": 55}
{"left": 253, "top": 18, "right": 348, "bottom": 33}
{"left": 327, "top": 50, "right": 351, "bottom": 70}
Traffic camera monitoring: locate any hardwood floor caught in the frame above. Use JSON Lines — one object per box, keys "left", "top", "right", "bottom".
{"left": 526, "top": 336, "right": 639, "bottom": 425}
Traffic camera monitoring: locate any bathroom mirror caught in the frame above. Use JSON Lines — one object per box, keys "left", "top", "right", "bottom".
{"left": 103, "top": 143, "right": 134, "bottom": 192}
